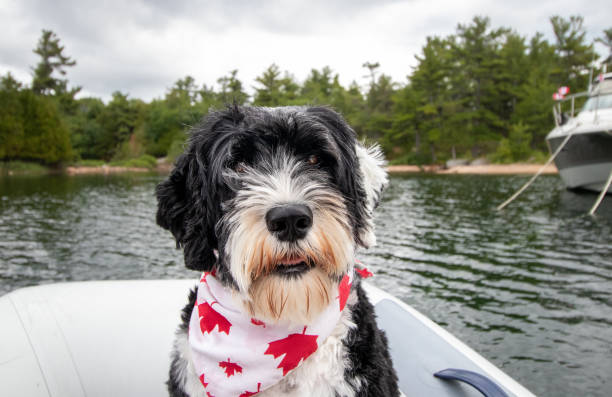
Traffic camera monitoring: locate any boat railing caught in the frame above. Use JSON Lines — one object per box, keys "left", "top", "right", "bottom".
{"left": 552, "top": 91, "right": 589, "bottom": 127}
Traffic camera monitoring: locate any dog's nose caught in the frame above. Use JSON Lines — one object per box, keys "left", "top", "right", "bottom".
{"left": 265, "top": 204, "right": 313, "bottom": 242}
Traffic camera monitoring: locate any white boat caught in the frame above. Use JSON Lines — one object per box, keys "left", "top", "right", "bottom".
{"left": 0, "top": 280, "right": 535, "bottom": 397}
{"left": 546, "top": 73, "right": 612, "bottom": 193}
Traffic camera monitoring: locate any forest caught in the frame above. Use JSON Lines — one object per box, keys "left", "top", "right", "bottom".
{"left": 1, "top": 16, "right": 610, "bottom": 169}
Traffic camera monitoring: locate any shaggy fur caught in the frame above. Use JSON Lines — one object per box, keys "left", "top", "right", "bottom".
{"left": 157, "top": 105, "right": 398, "bottom": 396}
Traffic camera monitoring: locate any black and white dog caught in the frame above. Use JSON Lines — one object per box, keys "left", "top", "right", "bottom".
{"left": 156, "top": 105, "right": 399, "bottom": 397}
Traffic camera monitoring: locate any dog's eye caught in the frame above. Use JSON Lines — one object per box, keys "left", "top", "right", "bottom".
{"left": 234, "top": 162, "right": 246, "bottom": 173}
{"left": 307, "top": 155, "right": 319, "bottom": 165}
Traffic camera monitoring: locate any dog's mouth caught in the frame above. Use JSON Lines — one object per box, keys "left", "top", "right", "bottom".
{"left": 273, "top": 257, "right": 312, "bottom": 277}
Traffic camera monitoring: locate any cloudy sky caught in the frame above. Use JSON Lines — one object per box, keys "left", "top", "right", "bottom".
{"left": 1, "top": 0, "right": 610, "bottom": 102}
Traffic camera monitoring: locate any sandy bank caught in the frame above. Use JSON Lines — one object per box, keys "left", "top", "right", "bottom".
{"left": 65, "top": 165, "right": 153, "bottom": 175}
{"left": 388, "top": 163, "right": 558, "bottom": 175}
{"left": 61, "top": 163, "right": 557, "bottom": 176}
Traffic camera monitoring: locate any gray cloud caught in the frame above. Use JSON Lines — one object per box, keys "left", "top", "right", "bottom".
{"left": 1, "top": 0, "right": 609, "bottom": 101}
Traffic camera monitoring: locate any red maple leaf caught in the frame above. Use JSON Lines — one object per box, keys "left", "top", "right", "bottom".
{"left": 198, "top": 301, "right": 232, "bottom": 334}
{"left": 239, "top": 382, "right": 261, "bottom": 397}
{"left": 218, "top": 358, "right": 243, "bottom": 377}
{"left": 356, "top": 267, "right": 373, "bottom": 279}
{"left": 207, "top": 393, "right": 214, "bottom": 397}
{"left": 199, "top": 373, "right": 208, "bottom": 388}
{"left": 337, "top": 274, "right": 351, "bottom": 311}
{"left": 264, "top": 327, "right": 318, "bottom": 376}
{"left": 251, "top": 318, "right": 266, "bottom": 328}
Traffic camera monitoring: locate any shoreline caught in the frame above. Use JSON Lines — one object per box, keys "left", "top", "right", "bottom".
{"left": 65, "top": 165, "right": 156, "bottom": 175}
{"left": 3, "top": 162, "right": 558, "bottom": 176}
{"left": 387, "top": 163, "right": 558, "bottom": 175}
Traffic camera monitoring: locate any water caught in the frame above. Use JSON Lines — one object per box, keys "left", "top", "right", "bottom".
{"left": 1, "top": 173, "right": 611, "bottom": 396}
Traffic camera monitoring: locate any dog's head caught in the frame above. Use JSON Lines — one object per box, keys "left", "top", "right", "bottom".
{"left": 156, "top": 105, "right": 387, "bottom": 324}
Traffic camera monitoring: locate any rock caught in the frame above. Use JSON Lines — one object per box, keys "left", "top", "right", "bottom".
{"left": 446, "top": 159, "right": 469, "bottom": 168}
{"left": 470, "top": 157, "right": 490, "bottom": 166}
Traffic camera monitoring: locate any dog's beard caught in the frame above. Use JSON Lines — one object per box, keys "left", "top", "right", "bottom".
{"left": 230, "top": 212, "right": 354, "bottom": 325}
{"left": 247, "top": 267, "right": 335, "bottom": 325}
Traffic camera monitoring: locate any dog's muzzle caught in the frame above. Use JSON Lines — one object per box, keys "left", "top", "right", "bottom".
{"left": 265, "top": 204, "right": 313, "bottom": 242}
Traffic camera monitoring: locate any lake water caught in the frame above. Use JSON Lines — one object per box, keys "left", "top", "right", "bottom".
{"left": 1, "top": 172, "right": 611, "bottom": 396}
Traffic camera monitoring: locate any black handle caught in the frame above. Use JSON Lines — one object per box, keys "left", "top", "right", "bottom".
{"left": 434, "top": 368, "right": 509, "bottom": 397}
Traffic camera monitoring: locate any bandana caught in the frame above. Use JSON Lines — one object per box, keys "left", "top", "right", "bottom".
{"left": 188, "top": 268, "right": 357, "bottom": 397}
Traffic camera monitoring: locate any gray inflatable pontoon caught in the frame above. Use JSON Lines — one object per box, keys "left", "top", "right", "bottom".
{"left": 0, "top": 280, "right": 535, "bottom": 397}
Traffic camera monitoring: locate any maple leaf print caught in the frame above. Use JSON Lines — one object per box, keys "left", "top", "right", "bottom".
{"left": 218, "top": 358, "right": 243, "bottom": 377}
{"left": 356, "top": 267, "right": 373, "bottom": 279}
{"left": 250, "top": 318, "right": 266, "bottom": 328}
{"left": 264, "top": 327, "right": 318, "bottom": 376}
{"left": 239, "top": 382, "right": 261, "bottom": 397}
{"left": 207, "top": 393, "right": 214, "bottom": 397}
{"left": 198, "top": 301, "right": 232, "bottom": 334}
{"left": 337, "top": 274, "right": 351, "bottom": 311}
{"left": 199, "top": 373, "right": 208, "bottom": 388}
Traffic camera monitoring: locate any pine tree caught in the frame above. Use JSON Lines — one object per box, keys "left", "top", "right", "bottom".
{"left": 550, "top": 15, "right": 595, "bottom": 91}
{"left": 217, "top": 70, "right": 248, "bottom": 105}
{"left": 595, "top": 28, "right": 612, "bottom": 66}
{"left": 253, "top": 64, "right": 299, "bottom": 106}
{"left": 31, "top": 30, "right": 78, "bottom": 97}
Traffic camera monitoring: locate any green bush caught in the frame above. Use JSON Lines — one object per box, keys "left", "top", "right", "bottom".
{"left": 166, "top": 137, "right": 187, "bottom": 164}
{"left": 490, "top": 122, "right": 532, "bottom": 163}
{"left": 74, "top": 159, "right": 105, "bottom": 167}
{"left": 109, "top": 154, "right": 157, "bottom": 169}
{"left": 388, "top": 151, "right": 431, "bottom": 166}
{"left": 0, "top": 161, "right": 48, "bottom": 174}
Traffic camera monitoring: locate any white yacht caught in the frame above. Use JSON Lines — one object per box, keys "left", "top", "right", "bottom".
{"left": 546, "top": 73, "right": 612, "bottom": 192}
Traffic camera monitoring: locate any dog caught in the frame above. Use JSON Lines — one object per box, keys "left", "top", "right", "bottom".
{"left": 156, "top": 105, "right": 399, "bottom": 397}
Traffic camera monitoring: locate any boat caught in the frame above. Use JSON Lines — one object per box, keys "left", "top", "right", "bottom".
{"left": 0, "top": 280, "right": 534, "bottom": 397}
{"left": 546, "top": 72, "right": 612, "bottom": 193}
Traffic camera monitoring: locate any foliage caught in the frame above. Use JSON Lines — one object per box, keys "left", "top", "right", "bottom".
{"left": 490, "top": 122, "right": 532, "bottom": 163}
{"left": 0, "top": 161, "right": 48, "bottom": 174}
{"left": 1, "top": 18, "right": 609, "bottom": 169}
{"left": 0, "top": 88, "right": 72, "bottom": 164}
{"left": 31, "top": 29, "right": 80, "bottom": 104}
{"left": 110, "top": 154, "right": 157, "bottom": 169}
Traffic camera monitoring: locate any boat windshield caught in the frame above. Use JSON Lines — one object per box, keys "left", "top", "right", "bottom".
{"left": 581, "top": 94, "right": 612, "bottom": 111}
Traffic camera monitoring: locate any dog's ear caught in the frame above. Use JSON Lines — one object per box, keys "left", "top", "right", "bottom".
{"left": 305, "top": 106, "right": 386, "bottom": 248}
{"left": 354, "top": 142, "right": 388, "bottom": 247}
{"left": 156, "top": 151, "right": 217, "bottom": 271}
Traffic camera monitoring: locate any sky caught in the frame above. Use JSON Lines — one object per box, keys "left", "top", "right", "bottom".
{"left": 1, "top": 0, "right": 610, "bottom": 102}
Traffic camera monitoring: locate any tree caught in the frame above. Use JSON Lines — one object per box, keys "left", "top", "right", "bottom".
{"left": 0, "top": 89, "right": 72, "bottom": 164}
{"left": 95, "top": 92, "right": 142, "bottom": 160}
{"left": 362, "top": 62, "right": 380, "bottom": 88}
{"left": 0, "top": 72, "right": 23, "bottom": 92}
{"left": 253, "top": 64, "right": 299, "bottom": 106}
{"left": 166, "top": 76, "right": 198, "bottom": 108}
{"left": 596, "top": 28, "right": 612, "bottom": 65}
{"left": 217, "top": 70, "right": 248, "bottom": 105}
{"left": 301, "top": 66, "right": 335, "bottom": 104}
{"left": 550, "top": 15, "right": 595, "bottom": 91}
{"left": 31, "top": 30, "right": 79, "bottom": 97}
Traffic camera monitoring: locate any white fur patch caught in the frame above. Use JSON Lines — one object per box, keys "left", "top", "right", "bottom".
{"left": 355, "top": 143, "right": 388, "bottom": 248}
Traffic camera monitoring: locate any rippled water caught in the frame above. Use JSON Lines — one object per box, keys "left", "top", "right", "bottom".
{"left": 1, "top": 173, "right": 611, "bottom": 396}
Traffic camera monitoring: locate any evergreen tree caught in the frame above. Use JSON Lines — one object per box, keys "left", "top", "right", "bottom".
{"left": 217, "top": 70, "right": 248, "bottom": 105}
{"left": 253, "top": 64, "right": 299, "bottom": 106}
{"left": 31, "top": 30, "right": 79, "bottom": 97}
{"left": 596, "top": 28, "right": 612, "bottom": 65}
{"left": 550, "top": 15, "right": 595, "bottom": 91}
{"left": 0, "top": 72, "right": 23, "bottom": 92}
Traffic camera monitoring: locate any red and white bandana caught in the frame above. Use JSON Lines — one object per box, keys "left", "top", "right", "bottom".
{"left": 188, "top": 269, "right": 355, "bottom": 397}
